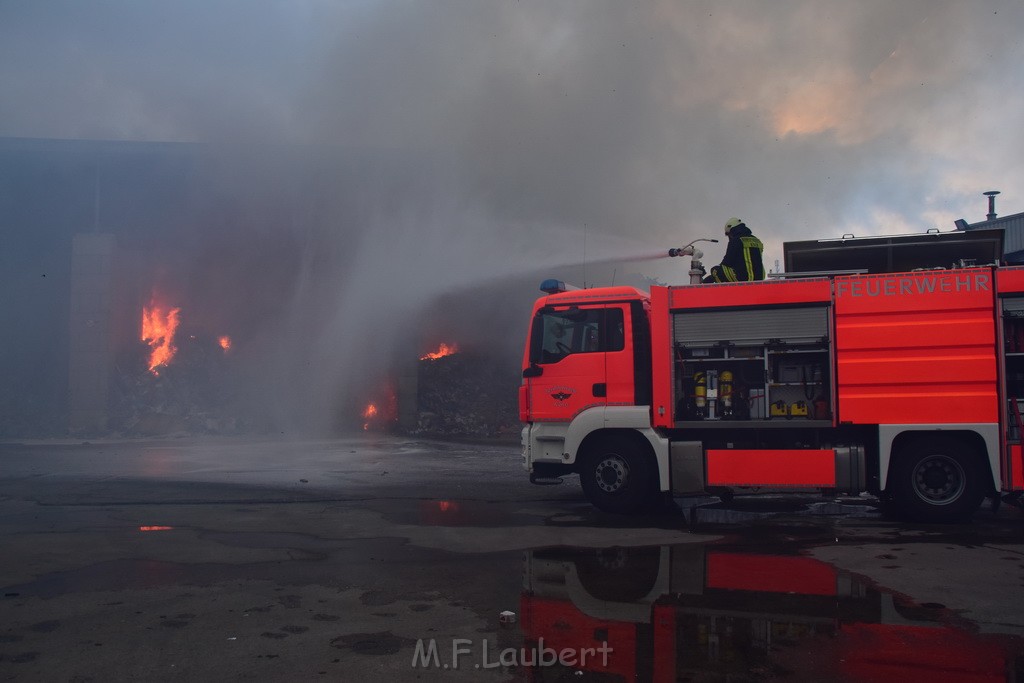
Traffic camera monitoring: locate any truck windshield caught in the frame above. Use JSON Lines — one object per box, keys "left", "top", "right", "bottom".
{"left": 530, "top": 307, "right": 624, "bottom": 364}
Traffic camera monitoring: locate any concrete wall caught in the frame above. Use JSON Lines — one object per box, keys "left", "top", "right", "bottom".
{"left": 68, "top": 234, "right": 116, "bottom": 433}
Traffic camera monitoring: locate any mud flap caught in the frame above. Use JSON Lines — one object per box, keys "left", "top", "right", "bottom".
{"left": 669, "top": 441, "right": 705, "bottom": 494}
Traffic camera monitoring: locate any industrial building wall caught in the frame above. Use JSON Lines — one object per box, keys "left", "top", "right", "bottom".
{"left": 961, "top": 210, "right": 1024, "bottom": 262}
{"left": 0, "top": 138, "right": 197, "bottom": 435}
{"left": 68, "top": 234, "right": 116, "bottom": 432}
{"left": 997, "top": 215, "right": 1024, "bottom": 255}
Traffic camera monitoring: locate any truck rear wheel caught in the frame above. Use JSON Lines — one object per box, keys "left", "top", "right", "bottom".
{"left": 579, "top": 434, "right": 656, "bottom": 514}
{"left": 891, "top": 437, "right": 985, "bottom": 523}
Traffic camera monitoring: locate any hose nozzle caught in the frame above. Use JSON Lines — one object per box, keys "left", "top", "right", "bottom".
{"left": 670, "top": 238, "right": 718, "bottom": 258}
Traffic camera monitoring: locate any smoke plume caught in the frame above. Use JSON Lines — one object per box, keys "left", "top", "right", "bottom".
{"left": 1, "top": 1, "right": 1022, "bottom": 432}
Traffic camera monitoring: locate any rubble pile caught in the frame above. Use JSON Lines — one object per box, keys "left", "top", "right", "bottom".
{"left": 110, "top": 338, "right": 239, "bottom": 435}
{"left": 413, "top": 351, "right": 520, "bottom": 439}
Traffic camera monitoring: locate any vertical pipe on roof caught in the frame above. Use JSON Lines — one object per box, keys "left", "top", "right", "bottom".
{"left": 985, "top": 190, "right": 1001, "bottom": 221}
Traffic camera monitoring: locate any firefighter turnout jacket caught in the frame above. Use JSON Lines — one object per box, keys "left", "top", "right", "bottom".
{"left": 706, "top": 223, "right": 764, "bottom": 283}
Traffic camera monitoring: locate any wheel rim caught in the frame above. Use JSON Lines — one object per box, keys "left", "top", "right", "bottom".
{"left": 595, "top": 455, "right": 629, "bottom": 494}
{"left": 911, "top": 454, "right": 966, "bottom": 506}
{"left": 596, "top": 548, "right": 628, "bottom": 571}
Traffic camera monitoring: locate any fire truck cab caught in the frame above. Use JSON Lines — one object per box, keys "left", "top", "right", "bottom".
{"left": 519, "top": 229, "right": 1024, "bottom": 522}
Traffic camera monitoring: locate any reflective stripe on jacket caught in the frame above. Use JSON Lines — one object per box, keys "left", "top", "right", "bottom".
{"left": 716, "top": 226, "right": 764, "bottom": 281}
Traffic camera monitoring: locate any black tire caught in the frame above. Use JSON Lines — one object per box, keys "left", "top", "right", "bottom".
{"left": 891, "top": 437, "right": 986, "bottom": 523}
{"left": 579, "top": 434, "right": 657, "bottom": 514}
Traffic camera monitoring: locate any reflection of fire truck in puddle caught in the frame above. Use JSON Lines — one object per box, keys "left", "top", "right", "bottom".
{"left": 520, "top": 545, "right": 1023, "bottom": 681}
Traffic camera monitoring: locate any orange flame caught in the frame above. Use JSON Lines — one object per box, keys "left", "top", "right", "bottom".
{"left": 362, "top": 402, "right": 378, "bottom": 431}
{"left": 360, "top": 383, "right": 397, "bottom": 431}
{"left": 139, "top": 526, "right": 174, "bottom": 532}
{"left": 141, "top": 302, "right": 181, "bottom": 375}
{"left": 421, "top": 342, "right": 458, "bottom": 361}
{"left": 219, "top": 335, "right": 232, "bottom": 351}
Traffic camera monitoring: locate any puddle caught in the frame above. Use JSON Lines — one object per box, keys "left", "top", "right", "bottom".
{"left": 414, "top": 499, "right": 522, "bottom": 527}
{"left": 200, "top": 530, "right": 338, "bottom": 551}
{"left": 519, "top": 544, "right": 1024, "bottom": 681}
{"left": 679, "top": 495, "right": 882, "bottom": 527}
{"left": 411, "top": 494, "right": 882, "bottom": 531}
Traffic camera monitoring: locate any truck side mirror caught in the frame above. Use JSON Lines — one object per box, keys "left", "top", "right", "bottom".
{"left": 523, "top": 364, "right": 543, "bottom": 378}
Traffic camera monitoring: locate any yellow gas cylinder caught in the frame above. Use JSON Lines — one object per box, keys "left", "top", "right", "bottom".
{"left": 719, "top": 370, "right": 734, "bottom": 417}
{"left": 693, "top": 372, "right": 707, "bottom": 418}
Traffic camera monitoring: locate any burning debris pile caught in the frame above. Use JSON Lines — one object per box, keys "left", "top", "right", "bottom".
{"left": 111, "top": 340, "right": 236, "bottom": 435}
{"left": 361, "top": 384, "right": 397, "bottom": 432}
{"left": 109, "top": 297, "right": 239, "bottom": 435}
{"left": 110, "top": 293, "right": 522, "bottom": 438}
{"left": 411, "top": 344, "right": 520, "bottom": 439}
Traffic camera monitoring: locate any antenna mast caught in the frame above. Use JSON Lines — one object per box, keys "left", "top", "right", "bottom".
{"left": 582, "top": 222, "right": 587, "bottom": 288}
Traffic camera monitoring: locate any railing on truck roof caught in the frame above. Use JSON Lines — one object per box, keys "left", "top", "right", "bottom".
{"left": 767, "top": 269, "right": 868, "bottom": 279}
{"left": 782, "top": 228, "right": 1004, "bottom": 275}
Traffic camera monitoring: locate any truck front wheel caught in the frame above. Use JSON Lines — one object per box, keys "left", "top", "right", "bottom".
{"left": 579, "top": 434, "right": 656, "bottom": 514}
{"left": 891, "top": 437, "right": 985, "bottom": 523}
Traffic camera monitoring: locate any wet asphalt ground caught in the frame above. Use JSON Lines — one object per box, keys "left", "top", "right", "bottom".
{"left": 1, "top": 436, "right": 1023, "bottom": 681}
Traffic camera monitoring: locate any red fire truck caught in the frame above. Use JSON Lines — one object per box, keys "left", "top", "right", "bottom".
{"left": 519, "top": 229, "right": 1024, "bottom": 521}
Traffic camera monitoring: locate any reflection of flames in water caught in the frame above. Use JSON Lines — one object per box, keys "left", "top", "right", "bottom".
{"left": 219, "top": 335, "right": 232, "bottom": 351}
{"left": 361, "top": 383, "right": 397, "bottom": 431}
{"left": 141, "top": 300, "right": 181, "bottom": 375}
{"left": 419, "top": 500, "right": 483, "bottom": 526}
{"left": 421, "top": 342, "right": 458, "bottom": 361}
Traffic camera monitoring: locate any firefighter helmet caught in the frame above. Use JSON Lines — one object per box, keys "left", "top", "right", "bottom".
{"left": 724, "top": 217, "right": 744, "bottom": 236}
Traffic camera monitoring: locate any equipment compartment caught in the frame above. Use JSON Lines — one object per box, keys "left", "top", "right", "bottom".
{"left": 672, "top": 306, "right": 832, "bottom": 427}
{"left": 1003, "top": 299, "right": 1024, "bottom": 447}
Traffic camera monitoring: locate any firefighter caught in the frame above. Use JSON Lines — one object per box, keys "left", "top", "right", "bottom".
{"left": 703, "top": 218, "right": 765, "bottom": 283}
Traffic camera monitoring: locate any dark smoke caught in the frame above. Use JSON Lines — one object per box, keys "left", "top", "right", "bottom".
{"left": 1, "top": 1, "right": 1022, "bottom": 433}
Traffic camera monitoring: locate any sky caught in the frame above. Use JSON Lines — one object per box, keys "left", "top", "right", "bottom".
{"left": 2, "top": 1, "right": 1023, "bottom": 432}
{"left": 3, "top": 1, "right": 1022, "bottom": 254}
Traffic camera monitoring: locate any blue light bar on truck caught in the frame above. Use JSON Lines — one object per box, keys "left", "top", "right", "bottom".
{"left": 540, "top": 279, "right": 577, "bottom": 294}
